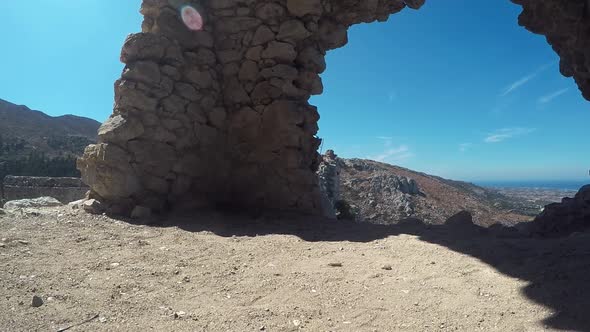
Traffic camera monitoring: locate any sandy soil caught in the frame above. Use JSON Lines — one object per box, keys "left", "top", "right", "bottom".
{"left": 1, "top": 207, "right": 589, "bottom": 332}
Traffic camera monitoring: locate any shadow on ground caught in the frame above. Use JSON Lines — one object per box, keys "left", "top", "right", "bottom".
{"left": 130, "top": 210, "right": 590, "bottom": 332}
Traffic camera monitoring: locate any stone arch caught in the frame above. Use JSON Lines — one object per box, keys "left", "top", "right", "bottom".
{"left": 77, "top": 0, "right": 590, "bottom": 216}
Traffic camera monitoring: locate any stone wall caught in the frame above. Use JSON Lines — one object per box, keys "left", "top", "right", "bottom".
{"left": 78, "top": 0, "right": 590, "bottom": 216}
{"left": 1, "top": 176, "right": 88, "bottom": 204}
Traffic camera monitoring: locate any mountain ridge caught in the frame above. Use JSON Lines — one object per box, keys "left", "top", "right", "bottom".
{"left": 0, "top": 98, "right": 100, "bottom": 142}
{"left": 0, "top": 98, "right": 100, "bottom": 178}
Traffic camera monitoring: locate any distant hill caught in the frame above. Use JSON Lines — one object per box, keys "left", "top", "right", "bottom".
{"left": 0, "top": 98, "right": 100, "bottom": 156}
{"left": 0, "top": 98, "right": 100, "bottom": 178}
{"left": 337, "top": 158, "right": 532, "bottom": 227}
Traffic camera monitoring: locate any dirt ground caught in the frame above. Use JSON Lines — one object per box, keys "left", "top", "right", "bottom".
{"left": 1, "top": 207, "right": 589, "bottom": 332}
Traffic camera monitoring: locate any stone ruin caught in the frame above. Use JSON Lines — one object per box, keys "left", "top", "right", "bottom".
{"left": 77, "top": 0, "right": 590, "bottom": 216}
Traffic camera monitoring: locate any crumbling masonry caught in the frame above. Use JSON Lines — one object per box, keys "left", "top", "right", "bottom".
{"left": 78, "top": 0, "right": 590, "bottom": 216}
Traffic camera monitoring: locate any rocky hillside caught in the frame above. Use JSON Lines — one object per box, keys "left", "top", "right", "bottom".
{"left": 0, "top": 98, "right": 100, "bottom": 178}
{"left": 334, "top": 157, "right": 531, "bottom": 227}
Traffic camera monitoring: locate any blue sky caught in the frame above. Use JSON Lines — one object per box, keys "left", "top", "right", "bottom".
{"left": 1, "top": 1, "right": 589, "bottom": 182}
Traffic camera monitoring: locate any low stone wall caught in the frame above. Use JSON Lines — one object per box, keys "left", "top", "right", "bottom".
{"left": 1, "top": 176, "right": 89, "bottom": 204}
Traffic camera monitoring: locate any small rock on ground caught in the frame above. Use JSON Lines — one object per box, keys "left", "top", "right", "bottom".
{"left": 68, "top": 199, "right": 87, "bottom": 210}
{"left": 83, "top": 199, "right": 104, "bottom": 214}
{"left": 3, "top": 197, "right": 62, "bottom": 210}
{"left": 31, "top": 295, "right": 43, "bottom": 308}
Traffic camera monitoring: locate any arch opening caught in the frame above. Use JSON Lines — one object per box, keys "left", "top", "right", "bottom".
{"left": 312, "top": 1, "right": 590, "bottom": 226}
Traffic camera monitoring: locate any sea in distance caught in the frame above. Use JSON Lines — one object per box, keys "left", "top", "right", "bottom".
{"left": 475, "top": 180, "right": 589, "bottom": 191}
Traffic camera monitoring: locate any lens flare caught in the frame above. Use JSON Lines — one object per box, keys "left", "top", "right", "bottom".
{"left": 181, "top": 6, "right": 203, "bottom": 31}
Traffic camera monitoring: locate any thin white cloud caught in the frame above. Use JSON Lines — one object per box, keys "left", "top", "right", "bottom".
{"left": 371, "top": 145, "right": 414, "bottom": 163}
{"left": 501, "top": 74, "right": 536, "bottom": 96}
{"left": 500, "top": 63, "right": 552, "bottom": 97}
{"left": 538, "top": 88, "right": 569, "bottom": 104}
{"left": 484, "top": 127, "right": 536, "bottom": 143}
{"left": 459, "top": 143, "right": 473, "bottom": 152}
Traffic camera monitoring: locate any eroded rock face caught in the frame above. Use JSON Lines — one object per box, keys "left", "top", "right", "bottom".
{"left": 78, "top": 0, "right": 590, "bottom": 216}
{"left": 513, "top": 0, "right": 590, "bottom": 100}
{"left": 317, "top": 150, "right": 341, "bottom": 218}
{"left": 339, "top": 158, "right": 420, "bottom": 222}
{"left": 531, "top": 185, "right": 590, "bottom": 237}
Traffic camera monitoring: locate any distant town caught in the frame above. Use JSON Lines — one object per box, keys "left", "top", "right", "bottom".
{"left": 488, "top": 186, "right": 579, "bottom": 216}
